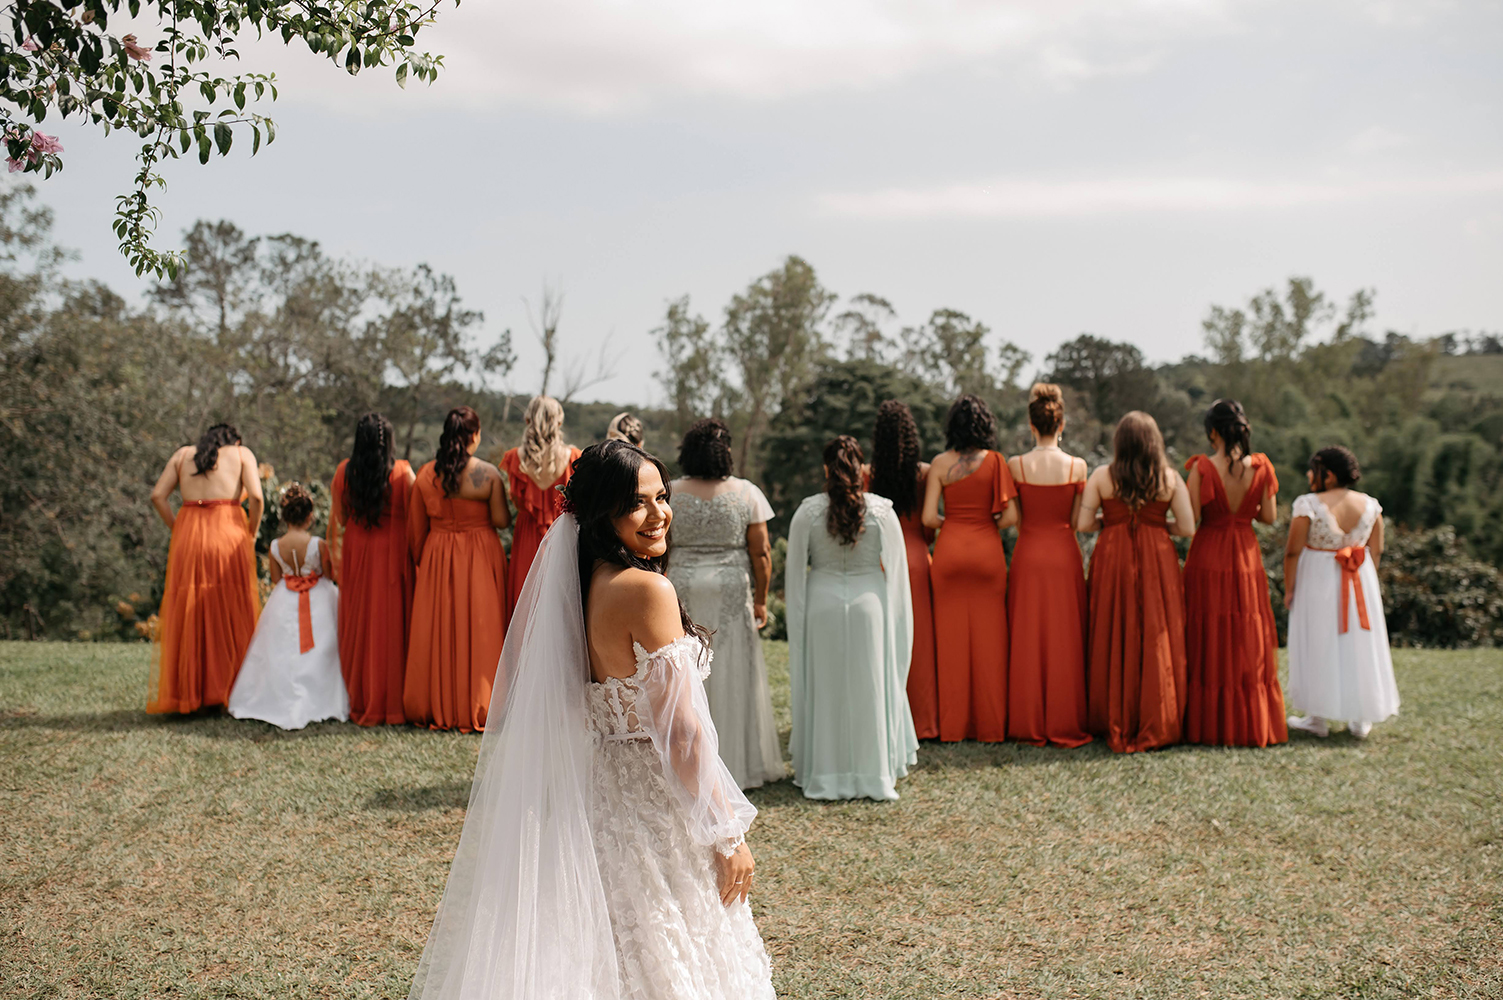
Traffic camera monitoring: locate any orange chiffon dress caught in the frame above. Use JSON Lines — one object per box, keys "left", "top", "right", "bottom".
{"left": 1183, "top": 454, "right": 1287, "bottom": 747}
{"left": 331, "top": 459, "right": 415, "bottom": 726}
{"left": 930, "top": 450, "right": 1016, "bottom": 742}
{"left": 1086, "top": 498, "right": 1187, "bottom": 753}
{"left": 402, "top": 462, "right": 509, "bottom": 733}
{"left": 148, "top": 499, "right": 261, "bottom": 714}
{"left": 500, "top": 446, "right": 581, "bottom": 619}
{"left": 899, "top": 479, "right": 940, "bottom": 740}
{"left": 1006, "top": 462, "right": 1091, "bottom": 747}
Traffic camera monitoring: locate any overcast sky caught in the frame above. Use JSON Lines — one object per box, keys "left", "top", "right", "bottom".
{"left": 40, "top": 0, "right": 1503, "bottom": 405}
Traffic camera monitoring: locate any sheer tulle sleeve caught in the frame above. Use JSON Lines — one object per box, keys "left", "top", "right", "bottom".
{"left": 742, "top": 480, "right": 775, "bottom": 524}
{"left": 636, "top": 638, "right": 758, "bottom": 856}
{"left": 874, "top": 498, "right": 913, "bottom": 683}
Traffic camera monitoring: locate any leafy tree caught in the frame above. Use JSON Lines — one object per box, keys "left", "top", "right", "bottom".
{"left": 834, "top": 292, "right": 897, "bottom": 363}
{"left": 2, "top": 0, "right": 454, "bottom": 275}
{"left": 721, "top": 255, "right": 835, "bottom": 480}
{"left": 1044, "top": 334, "right": 1160, "bottom": 427}
{"left": 653, "top": 295, "right": 722, "bottom": 435}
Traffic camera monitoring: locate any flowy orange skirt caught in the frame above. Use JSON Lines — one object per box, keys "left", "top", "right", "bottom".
{"left": 900, "top": 510, "right": 940, "bottom": 740}
{"left": 148, "top": 501, "right": 261, "bottom": 714}
{"left": 1086, "top": 500, "right": 1186, "bottom": 753}
{"left": 403, "top": 527, "right": 508, "bottom": 733}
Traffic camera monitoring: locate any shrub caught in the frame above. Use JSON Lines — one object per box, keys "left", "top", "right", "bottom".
{"left": 1380, "top": 525, "right": 1503, "bottom": 648}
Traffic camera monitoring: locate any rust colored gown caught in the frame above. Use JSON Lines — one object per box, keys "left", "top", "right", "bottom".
{"left": 899, "top": 478, "right": 940, "bottom": 740}
{"left": 402, "top": 462, "right": 509, "bottom": 733}
{"left": 1006, "top": 462, "right": 1091, "bottom": 748}
{"left": 1183, "top": 454, "right": 1287, "bottom": 747}
{"left": 330, "top": 459, "right": 415, "bottom": 726}
{"left": 148, "top": 499, "right": 261, "bottom": 714}
{"left": 500, "top": 446, "right": 581, "bottom": 620}
{"left": 930, "top": 450, "right": 1017, "bottom": 742}
{"left": 1086, "top": 498, "right": 1187, "bottom": 753}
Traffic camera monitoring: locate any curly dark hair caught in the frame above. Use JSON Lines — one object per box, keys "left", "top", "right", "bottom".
{"left": 1205, "top": 399, "right": 1252, "bottom": 478}
{"left": 566, "top": 440, "right": 704, "bottom": 657}
{"left": 869, "top": 400, "right": 922, "bottom": 519}
{"left": 435, "top": 406, "right": 481, "bottom": 497}
{"left": 192, "top": 423, "right": 240, "bottom": 476}
{"left": 1310, "top": 446, "right": 1361, "bottom": 489}
{"left": 824, "top": 435, "right": 867, "bottom": 546}
{"left": 945, "top": 394, "right": 996, "bottom": 452}
{"left": 280, "top": 481, "right": 315, "bottom": 526}
{"left": 677, "top": 418, "right": 734, "bottom": 479}
{"left": 344, "top": 412, "right": 395, "bottom": 529}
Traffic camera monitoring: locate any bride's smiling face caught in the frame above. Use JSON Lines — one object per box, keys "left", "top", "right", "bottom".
{"left": 614, "top": 460, "right": 672, "bottom": 559}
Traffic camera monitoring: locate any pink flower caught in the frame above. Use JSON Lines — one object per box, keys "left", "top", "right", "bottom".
{"left": 6, "top": 158, "right": 25, "bottom": 173}
{"left": 121, "top": 34, "right": 152, "bottom": 61}
{"left": 31, "top": 132, "right": 62, "bottom": 155}
{"left": 21, "top": 37, "right": 39, "bottom": 52}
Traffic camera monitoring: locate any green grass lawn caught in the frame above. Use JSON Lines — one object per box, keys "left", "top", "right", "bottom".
{"left": 1, "top": 642, "right": 1499, "bottom": 999}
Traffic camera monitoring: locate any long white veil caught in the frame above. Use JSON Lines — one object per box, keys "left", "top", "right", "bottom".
{"left": 409, "top": 513, "right": 621, "bottom": 1000}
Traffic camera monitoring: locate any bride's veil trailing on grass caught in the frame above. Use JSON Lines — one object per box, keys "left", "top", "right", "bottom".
{"left": 409, "top": 513, "right": 621, "bottom": 1000}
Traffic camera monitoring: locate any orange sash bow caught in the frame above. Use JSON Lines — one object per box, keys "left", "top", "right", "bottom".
{"left": 283, "top": 573, "right": 320, "bottom": 653}
{"left": 1311, "top": 546, "right": 1371, "bottom": 633}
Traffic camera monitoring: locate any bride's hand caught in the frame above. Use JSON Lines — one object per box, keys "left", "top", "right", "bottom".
{"left": 715, "top": 842, "right": 755, "bottom": 906}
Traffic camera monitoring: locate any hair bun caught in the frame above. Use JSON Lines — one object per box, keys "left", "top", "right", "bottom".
{"left": 1029, "top": 382, "right": 1063, "bottom": 404}
{"left": 279, "top": 481, "right": 315, "bottom": 525}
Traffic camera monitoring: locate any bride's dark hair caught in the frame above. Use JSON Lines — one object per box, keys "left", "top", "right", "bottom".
{"left": 565, "top": 440, "right": 703, "bottom": 644}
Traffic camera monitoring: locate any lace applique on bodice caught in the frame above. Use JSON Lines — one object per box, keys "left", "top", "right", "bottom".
{"left": 669, "top": 479, "right": 774, "bottom": 557}
{"left": 1294, "top": 492, "right": 1381, "bottom": 549}
{"left": 586, "top": 637, "right": 713, "bottom": 741}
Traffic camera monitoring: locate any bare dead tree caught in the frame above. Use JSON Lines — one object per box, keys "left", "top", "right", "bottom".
{"left": 524, "top": 281, "right": 565, "bottom": 397}
{"left": 560, "top": 330, "right": 625, "bottom": 403}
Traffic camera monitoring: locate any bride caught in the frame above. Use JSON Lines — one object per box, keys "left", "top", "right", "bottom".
{"left": 409, "top": 440, "right": 775, "bottom": 999}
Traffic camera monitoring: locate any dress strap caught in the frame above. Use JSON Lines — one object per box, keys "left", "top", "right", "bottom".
{"left": 1017, "top": 454, "right": 1027, "bottom": 484}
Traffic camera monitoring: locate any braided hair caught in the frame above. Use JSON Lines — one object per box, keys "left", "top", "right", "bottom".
{"left": 192, "top": 423, "right": 240, "bottom": 476}
{"left": 869, "top": 400, "right": 922, "bottom": 519}
{"left": 678, "top": 418, "right": 734, "bottom": 479}
{"left": 435, "top": 406, "right": 481, "bottom": 497}
{"left": 945, "top": 394, "right": 996, "bottom": 452}
{"left": 344, "top": 412, "right": 396, "bottom": 529}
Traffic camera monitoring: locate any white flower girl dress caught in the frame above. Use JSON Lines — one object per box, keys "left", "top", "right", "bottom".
{"left": 1286, "top": 492, "right": 1400, "bottom": 738}
{"left": 228, "top": 537, "right": 348, "bottom": 730}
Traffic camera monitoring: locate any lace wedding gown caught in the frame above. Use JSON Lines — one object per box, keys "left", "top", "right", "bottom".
{"left": 587, "top": 637, "right": 775, "bottom": 999}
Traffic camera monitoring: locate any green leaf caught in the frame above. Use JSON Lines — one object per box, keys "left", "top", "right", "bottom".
{"left": 197, "top": 133, "right": 211, "bottom": 164}
{"left": 234, "top": 82, "right": 245, "bottom": 110}
{"left": 214, "top": 122, "right": 232, "bottom": 156}
{"left": 251, "top": 125, "right": 260, "bottom": 155}
{"left": 395, "top": 61, "right": 408, "bottom": 88}
{"left": 345, "top": 46, "right": 362, "bottom": 75}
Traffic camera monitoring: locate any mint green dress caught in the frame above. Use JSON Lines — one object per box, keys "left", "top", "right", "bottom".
{"left": 785, "top": 493, "right": 917, "bottom": 801}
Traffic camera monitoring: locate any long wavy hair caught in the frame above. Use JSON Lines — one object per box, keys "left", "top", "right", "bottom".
{"left": 344, "top": 412, "right": 396, "bottom": 529}
{"left": 435, "top": 406, "right": 481, "bottom": 498}
{"left": 519, "top": 395, "right": 568, "bottom": 486}
{"left": 1110, "top": 411, "right": 1170, "bottom": 509}
{"left": 677, "top": 418, "right": 734, "bottom": 479}
{"left": 192, "top": 423, "right": 240, "bottom": 476}
{"left": 565, "top": 440, "right": 703, "bottom": 650}
{"left": 869, "top": 400, "right": 922, "bottom": 519}
{"left": 824, "top": 435, "right": 867, "bottom": 546}
{"left": 944, "top": 394, "right": 996, "bottom": 452}
{"left": 1205, "top": 398, "right": 1253, "bottom": 478}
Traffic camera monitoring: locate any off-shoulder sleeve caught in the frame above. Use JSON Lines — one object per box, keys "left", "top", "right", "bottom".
{"left": 636, "top": 639, "right": 757, "bottom": 856}
{"left": 992, "top": 451, "right": 1018, "bottom": 511}
{"left": 743, "top": 480, "right": 774, "bottom": 523}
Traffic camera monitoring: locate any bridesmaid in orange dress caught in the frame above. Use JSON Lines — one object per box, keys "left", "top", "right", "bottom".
{"left": 328, "top": 412, "right": 416, "bottom": 726}
{"left": 404, "top": 406, "right": 511, "bottom": 732}
{"left": 1076, "top": 412, "right": 1194, "bottom": 752}
{"left": 500, "top": 395, "right": 581, "bottom": 619}
{"left": 869, "top": 400, "right": 938, "bottom": 740}
{"left": 922, "top": 394, "right": 1019, "bottom": 742}
{"left": 147, "top": 424, "right": 264, "bottom": 714}
{"left": 1183, "top": 399, "right": 1287, "bottom": 747}
{"left": 1006, "top": 384, "right": 1091, "bottom": 748}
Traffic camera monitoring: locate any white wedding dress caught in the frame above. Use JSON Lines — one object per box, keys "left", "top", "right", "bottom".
{"left": 409, "top": 514, "right": 775, "bottom": 1000}
{"left": 227, "top": 537, "right": 348, "bottom": 730}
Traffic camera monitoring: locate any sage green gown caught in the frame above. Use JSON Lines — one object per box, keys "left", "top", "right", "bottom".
{"left": 785, "top": 493, "right": 917, "bottom": 801}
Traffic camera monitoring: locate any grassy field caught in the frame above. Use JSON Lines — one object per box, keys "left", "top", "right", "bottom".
{"left": 1, "top": 642, "right": 1499, "bottom": 999}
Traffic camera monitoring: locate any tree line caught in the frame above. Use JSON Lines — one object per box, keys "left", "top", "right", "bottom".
{"left": 4, "top": 184, "right": 1502, "bottom": 646}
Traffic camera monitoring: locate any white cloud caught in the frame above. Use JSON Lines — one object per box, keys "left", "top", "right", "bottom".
{"left": 816, "top": 171, "right": 1503, "bottom": 218}
{"left": 232, "top": 0, "right": 1248, "bottom": 113}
